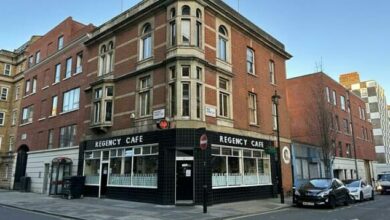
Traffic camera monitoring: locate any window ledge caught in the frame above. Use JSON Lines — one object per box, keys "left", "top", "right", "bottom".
{"left": 48, "top": 115, "right": 57, "bottom": 119}
{"left": 52, "top": 82, "right": 60, "bottom": 86}
{"left": 42, "top": 86, "right": 49, "bottom": 90}
{"left": 74, "top": 71, "right": 82, "bottom": 76}
{"left": 38, "top": 117, "right": 46, "bottom": 121}
{"left": 249, "top": 123, "right": 260, "bottom": 128}
{"left": 22, "top": 94, "right": 31, "bottom": 99}
{"left": 270, "top": 83, "right": 278, "bottom": 86}
{"left": 63, "top": 76, "right": 71, "bottom": 81}
{"left": 60, "top": 109, "right": 79, "bottom": 115}
{"left": 247, "top": 73, "right": 257, "bottom": 77}
{"left": 19, "top": 122, "right": 33, "bottom": 127}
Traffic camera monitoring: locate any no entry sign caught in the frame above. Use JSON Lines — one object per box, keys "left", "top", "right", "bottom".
{"left": 200, "top": 134, "right": 208, "bottom": 150}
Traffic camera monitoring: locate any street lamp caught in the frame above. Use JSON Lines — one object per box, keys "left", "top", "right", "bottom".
{"left": 272, "top": 90, "right": 284, "bottom": 204}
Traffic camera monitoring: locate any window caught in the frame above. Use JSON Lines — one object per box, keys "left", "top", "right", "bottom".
{"left": 332, "top": 90, "right": 337, "bottom": 106}
{"left": 272, "top": 103, "right": 278, "bottom": 130}
{"left": 343, "top": 119, "right": 350, "bottom": 134}
{"left": 170, "top": 8, "right": 176, "bottom": 18}
{"left": 340, "top": 95, "right": 346, "bottom": 110}
{"left": 325, "top": 87, "right": 330, "bottom": 102}
{"left": 182, "top": 83, "right": 190, "bottom": 117}
{"left": 35, "top": 51, "right": 41, "bottom": 64}
{"left": 181, "top": 19, "right": 191, "bottom": 45}
{"left": 218, "top": 26, "right": 228, "bottom": 61}
{"left": 57, "top": 35, "right": 64, "bottom": 50}
{"left": 361, "top": 88, "right": 368, "bottom": 98}
{"left": 139, "top": 76, "right": 151, "bottom": 116}
{"left": 28, "top": 56, "right": 33, "bottom": 68}
{"left": 48, "top": 129, "right": 54, "bottom": 149}
{"left": 8, "top": 136, "right": 14, "bottom": 152}
{"left": 211, "top": 147, "right": 271, "bottom": 188}
{"left": 247, "top": 48, "right": 254, "bottom": 74}
{"left": 62, "top": 88, "right": 80, "bottom": 112}
{"left": 169, "top": 21, "right": 176, "bottom": 46}
{"left": 0, "top": 112, "right": 4, "bottom": 125}
{"left": 362, "top": 108, "right": 366, "bottom": 120}
{"left": 84, "top": 151, "right": 101, "bottom": 185}
{"left": 182, "top": 5, "right": 190, "bottom": 15}
{"left": 51, "top": 96, "right": 58, "bottom": 116}
{"left": 359, "top": 106, "right": 362, "bottom": 119}
{"left": 32, "top": 77, "right": 37, "bottom": 93}
{"left": 141, "top": 24, "right": 152, "bottom": 60}
{"left": 59, "top": 125, "right": 77, "bottom": 148}
{"left": 65, "top": 57, "right": 72, "bottom": 78}
{"left": 335, "top": 115, "right": 340, "bottom": 131}
{"left": 25, "top": 80, "right": 30, "bottom": 94}
{"left": 11, "top": 110, "right": 17, "bottom": 126}
{"left": 3, "top": 64, "right": 11, "bottom": 76}
{"left": 218, "top": 77, "right": 230, "bottom": 117}
{"left": 15, "top": 86, "right": 20, "bottom": 100}
{"left": 338, "top": 141, "right": 343, "bottom": 157}
{"left": 92, "top": 85, "right": 114, "bottom": 124}
{"left": 76, "top": 52, "right": 83, "bottom": 73}
{"left": 248, "top": 93, "right": 257, "bottom": 124}
{"left": 21, "top": 106, "right": 33, "bottom": 124}
{"left": 169, "top": 82, "right": 176, "bottom": 117}
{"left": 269, "top": 60, "right": 275, "bottom": 84}
{"left": 0, "top": 87, "right": 9, "bottom": 100}
{"left": 98, "top": 41, "right": 114, "bottom": 76}
{"left": 196, "top": 83, "right": 202, "bottom": 118}
{"left": 196, "top": 21, "right": 202, "bottom": 48}
{"left": 54, "top": 63, "right": 61, "bottom": 83}
{"left": 346, "top": 143, "right": 352, "bottom": 158}
{"left": 182, "top": 65, "right": 190, "bottom": 77}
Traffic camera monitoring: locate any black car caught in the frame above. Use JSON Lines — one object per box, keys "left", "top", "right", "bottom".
{"left": 293, "top": 178, "right": 350, "bottom": 208}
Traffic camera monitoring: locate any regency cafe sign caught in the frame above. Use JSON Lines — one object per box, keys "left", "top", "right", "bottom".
{"left": 86, "top": 135, "right": 145, "bottom": 150}
{"left": 217, "top": 134, "right": 265, "bottom": 149}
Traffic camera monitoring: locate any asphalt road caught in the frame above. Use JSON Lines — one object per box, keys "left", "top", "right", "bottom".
{"left": 230, "top": 195, "right": 390, "bottom": 220}
{"left": 0, "top": 205, "right": 65, "bottom": 220}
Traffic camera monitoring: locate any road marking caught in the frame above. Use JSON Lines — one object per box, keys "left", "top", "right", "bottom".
{"left": 226, "top": 208, "right": 292, "bottom": 220}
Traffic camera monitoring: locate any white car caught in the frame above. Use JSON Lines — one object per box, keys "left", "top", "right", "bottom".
{"left": 343, "top": 179, "right": 374, "bottom": 202}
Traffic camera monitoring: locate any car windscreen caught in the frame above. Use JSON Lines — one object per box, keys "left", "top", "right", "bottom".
{"left": 301, "top": 179, "right": 331, "bottom": 189}
{"left": 379, "top": 174, "right": 390, "bottom": 181}
{"left": 343, "top": 180, "right": 360, "bottom": 187}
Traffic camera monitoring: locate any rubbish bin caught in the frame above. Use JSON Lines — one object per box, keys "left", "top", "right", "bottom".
{"left": 62, "top": 176, "right": 85, "bottom": 199}
{"left": 20, "top": 176, "right": 31, "bottom": 192}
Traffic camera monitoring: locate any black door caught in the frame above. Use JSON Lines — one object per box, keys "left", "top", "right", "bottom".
{"left": 100, "top": 163, "right": 108, "bottom": 197}
{"left": 14, "top": 147, "right": 29, "bottom": 190}
{"left": 176, "top": 161, "right": 194, "bottom": 201}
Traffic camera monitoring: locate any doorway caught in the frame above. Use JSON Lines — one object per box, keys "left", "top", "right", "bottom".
{"left": 43, "top": 163, "right": 50, "bottom": 194}
{"left": 176, "top": 150, "right": 194, "bottom": 204}
{"left": 100, "top": 163, "right": 109, "bottom": 197}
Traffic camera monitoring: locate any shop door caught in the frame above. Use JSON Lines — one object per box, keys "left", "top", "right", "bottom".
{"left": 100, "top": 163, "right": 109, "bottom": 197}
{"left": 176, "top": 160, "right": 194, "bottom": 201}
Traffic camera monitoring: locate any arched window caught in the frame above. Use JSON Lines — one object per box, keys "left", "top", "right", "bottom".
{"left": 196, "top": 9, "right": 202, "bottom": 19}
{"left": 106, "top": 41, "right": 114, "bottom": 73}
{"left": 195, "top": 9, "right": 202, "bottom": 47}
{"left": 218, "top": 25, "right": 228, "bottom": 61}
{"left": 141, "top": 23, "right": 152, "bottom": 60}
{"left": 99, "top": 45, "right": 107, "bottom": 76}
{"left": 182, "top": 5, "right": 190, "bottom": 16}
{"left": 170, "top": 8, "right": 176, "bottom": 18}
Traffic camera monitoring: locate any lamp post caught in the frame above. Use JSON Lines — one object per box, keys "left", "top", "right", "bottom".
{"left": 272, "top": 90, "right": 284, "bottom": 204}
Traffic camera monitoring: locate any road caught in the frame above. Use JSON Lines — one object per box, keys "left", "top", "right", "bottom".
{"left": 0, "top": 205, "right": 65, "bottom": 220}
{"left": 230, "top": 195, "right": 390, "bottom": 220}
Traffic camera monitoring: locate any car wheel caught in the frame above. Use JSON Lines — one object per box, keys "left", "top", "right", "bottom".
{"left": 329, "top": 196, "right": 336, "bottom": 209}
{"left": 344, "top": 193, "right": 350, "bottom": 206}
{"left": 370, "top": 191, "right": 375, "bottom": 200}
{"left": 360, "top": 192, "right": 364, "bottom": 202}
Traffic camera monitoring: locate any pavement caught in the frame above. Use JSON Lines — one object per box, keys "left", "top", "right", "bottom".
{"left": 0, "top": 189, "right": 291, "bottom": 220}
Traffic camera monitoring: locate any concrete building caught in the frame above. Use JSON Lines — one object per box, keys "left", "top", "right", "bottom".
{"left": 15, "top": 17, "right": 94, "bottom": 193}
{"left": 286, "top": 72, "right": 376, "bottom": 187}
{"left": 79, "top": 0, "right": 292, "bottom": 205}
{"left": 340, "top": 72, "right": 390, "bottom": 163}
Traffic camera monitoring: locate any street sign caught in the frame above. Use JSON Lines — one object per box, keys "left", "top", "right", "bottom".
{"left": 200, "top": 134, "right": 208, "bottom": 150}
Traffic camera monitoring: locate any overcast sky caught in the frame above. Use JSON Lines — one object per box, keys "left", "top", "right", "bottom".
{"left": 1, "top": 0, "right": 389, "bottom": 101}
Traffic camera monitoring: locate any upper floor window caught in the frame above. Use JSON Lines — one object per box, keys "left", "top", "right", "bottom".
{"left": 169, "top": 20, "right": 177, "bottom": 46}
{"left": 325, "top": 87, "right": 330, "bottom": 102}
{"left": 65, "top": 57, "right": 72, "bottom": 78}
{"left": 54, "top": 63, "right": 61, "bottom": 83}
{"left": 139, "top": 76, "right": 152, "bottom": 116}
{"left": 182, "top": 82, "right": 190, "bottom": 117}
{"left": 57, "top": 35, "right": 64, "bottom": 50}
{"left": 3, "top": 64, "right": 11, "bottom": 76}
{"left": 269, "top": 60, "right": 275, "bottom": 84}
{"left": 170, "top": 8, "right": 176, "bottom": 18}
{"left": 0, "top": 112, "right": 4, "bottom": 126}
{"left": 340, "top": 95, "right": 346, "bottom": 111}
{"left": 196, "top": 9, "right": 202, "bottom": 19}
{"left": 51, "top": 96, "right": 58, "bottom": 116}
{"left": 15, "top": 86, "right": 20, "bottom": 100}
{"left": 0, "top": 87, "right": 9, "bottom": 101}
{"left": 21, "top": 105, "right": 33, "bottom": 124}
{"left": 48, "top": 129, "right": 54, "bottom": 149}
{"left": 11, "top": 110, "right": 17, "bottom": 126}
{"left": 343, "top": 118, "right": 350, "bottom": 134}
{"left": 182, "top": 5, "right": 190, "bottom": 15}
{"left": 76, "top": 52, "right": 83, "bottom": 74}
{"left": 332, "top": 90, "right": 337, "bottom": 106}
{"left": 62, "top": 88, "right": 80, "bottom": 112}
{"left": 218, "top": 26, "right": 228, "bottom": 61}
{"left": 32, "top": 77, "right": 37, "bottom": 93}
{"left": 25, "top": 80, "right": 30, "bottom": 95}
{"left": 248, "top": 93, "right": 257, "bottom": 124}
{"left": 141, "top": 24, "right": 152, "bottom": 60}
{"left": 35, "top": 51, "right": 41, "bottom": 64}
{"left": 28, "top": 56, "right": 33, "bottom": 68}
{"left": 59, "top": 124, "right": 77, "bottom": 148}
{"left": 181, "top": 19, "right": 191, "bottom": 45}
{"left": 218, "top": 77, "right": 230, "bottom": 117}
{"left": 92, "top": 85, "right": 114, "bottom": 124}
{"left": 98, "top": 41, "right": 115, "bottom": 76}
{"left": 195, "top": 9, "right": 202, "bottom": 48}
{"left": 246, "top": 48, "right": 254, "bottom": 74}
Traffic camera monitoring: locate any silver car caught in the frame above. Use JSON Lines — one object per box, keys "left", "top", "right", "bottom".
{"left": 343, "top": 179, "right": 374, "bottom": 202}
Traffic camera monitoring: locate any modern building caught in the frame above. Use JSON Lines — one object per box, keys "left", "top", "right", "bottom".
{"left": 287, "top": 72, "right": 376, "bottom": 187}
{"left": 340, "top": 72, "right": 390, "bottom": 163}
{"left": 15, "top": 17, "right": 94, "bottom": 193}
{"left": 79, "top": 0, "right": 292, "bottom": 205}
{"left": 0, "top": 38, "right": 35, "bottom": 189}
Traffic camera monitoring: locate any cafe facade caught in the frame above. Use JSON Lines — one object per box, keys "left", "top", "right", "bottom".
{"left": 79, "top": 128, "right": 277, "bottom": 205}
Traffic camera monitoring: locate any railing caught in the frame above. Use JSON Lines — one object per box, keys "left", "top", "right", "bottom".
{"left": 212, "top": 173, "right": 271, "bottom": 187}
{"left": 85, "top": 175, "right": 99, "bottom": 185}
{"left": 108, "top": 174, "right": 157, "bottom": 187}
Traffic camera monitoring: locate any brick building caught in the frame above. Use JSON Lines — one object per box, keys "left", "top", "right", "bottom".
{"left": 286, "top": 72, "right": 376, "bottom": 186}
{"left": 15, "top": 17, "right": 94, "bottom": 193}
{"left": 340, "top": 72, "right": 390, "bottom": 164}
{"left": 79, "top": 0, "right": 292, "bottom": 205}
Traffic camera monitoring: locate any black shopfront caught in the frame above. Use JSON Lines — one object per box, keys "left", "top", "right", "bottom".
{"left": 79, "top": 128, "right": 277, "bottom": 205}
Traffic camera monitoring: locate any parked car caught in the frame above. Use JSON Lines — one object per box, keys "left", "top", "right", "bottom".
{"left": 294, "top": 178, "right": 350, "bottom": 209}
{"left": 376, "top": 173, "right": 390, "bottom": 194}
{"left": 343, "top": 179, "right": 374, "bottom": 202}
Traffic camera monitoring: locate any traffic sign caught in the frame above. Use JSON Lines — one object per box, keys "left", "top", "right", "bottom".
{"left": 200, "top": 134, "right": 208, "bottom": 150}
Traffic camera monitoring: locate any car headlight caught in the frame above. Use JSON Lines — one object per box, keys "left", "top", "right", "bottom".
{"left": 350, "top": 189, "right": 358, "bottom": 193}
{"left": 318, "top": 190, "right": 331, "bottom": 197}
{"left": 377, "top": 185, "right": 383, "bottom": 190}
{"left": 294, "top": 190, "right": 300, "bottom": 196}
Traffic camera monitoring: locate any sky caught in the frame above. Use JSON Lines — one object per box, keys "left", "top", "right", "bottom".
{"left": 1, "top": 0, "right": 389, "bottom": 101}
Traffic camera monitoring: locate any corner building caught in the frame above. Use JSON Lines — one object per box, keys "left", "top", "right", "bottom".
{"left": 80, "top": 0, "right": 292, "bottom": 205}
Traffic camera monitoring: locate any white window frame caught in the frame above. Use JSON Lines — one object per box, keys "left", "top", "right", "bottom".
{"left": 65, "top": 57, "right": 72, "bottom": 78}
{"left": 51, "top": 96, "right": 58, "bottom": 116}
{"left": 332, "top": 90, "right": 337, "bottom": 106}
{"left": 0, "top": 87, "right": 9, "bottom": 101}
{"left": 248, "top": 93, "right": 257, "bottom": 124}
{"left": 325, "top": 87, "right": 330, "bottom": 102}
{"left": 247, "top": 48, "right": 255, "bottom": 74}
{"left": 58, "top": 35, "right": 64, "bottom": 50}
{"left": 218, "top": 77, "right": 231, "bottom": 118}
{"left": 32, "top": 77, "right": 37, "bottom": 93}
{"left": 340, "top": 95, "right": 346, "bottom": 111}
{"left": 138, "top": 76, "right": 152, "bottom": 117}
{"left": 76, "top": 52, "right": 83, "bottom": 74}
{"left": 62, "top": 88, "right": 80, "bottom": 113}
{"left": 54, "top": 63, "right": 61, "bottom": 83}
{"left": 0, "top": 112, "right": 5, "bottom": 126}
{"left": 218, "top": 26, "right": 228, "bottom": 62}
{"left": 269, "top": 60, "right": 275, "bottom": 84}
{"left": 3, "top": 64, "right": 11, "bottom": 76}
{"left": 140, "top": 24, "right": 152, "bottom": 60}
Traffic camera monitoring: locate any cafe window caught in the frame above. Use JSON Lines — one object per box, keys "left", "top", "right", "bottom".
{"left": 101, "top": 145, "right": 159, "bottom": 188}
{"left": 211, "top": 146, "right": 271, "bottom": 188}
{"left": 84, "top": 151, "right": 101, "bottom": 185}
